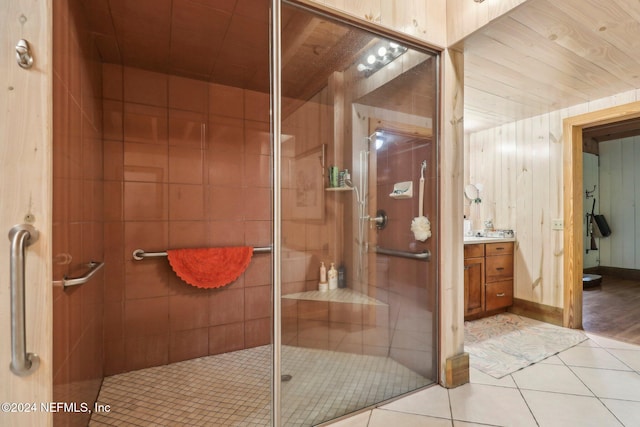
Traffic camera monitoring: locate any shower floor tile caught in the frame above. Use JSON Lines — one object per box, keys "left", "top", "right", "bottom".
{"left": 89, "top": 345, "right": 431, "bottom": 426}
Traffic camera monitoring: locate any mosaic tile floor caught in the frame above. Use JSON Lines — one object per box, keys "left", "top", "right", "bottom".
{"left": 89, "top": 345, "right": 432, "bottom": 426}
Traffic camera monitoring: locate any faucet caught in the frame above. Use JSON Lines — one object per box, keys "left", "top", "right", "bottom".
{"left": 484, "top": 219, "right": 493, "bottom": 231}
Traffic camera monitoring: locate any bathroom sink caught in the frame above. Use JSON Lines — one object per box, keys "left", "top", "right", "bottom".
{"left": 463, "top": 233, "right": 515, "bottom": 244}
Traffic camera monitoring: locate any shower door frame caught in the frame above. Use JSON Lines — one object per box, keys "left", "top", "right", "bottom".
{"left": 271, "top": 1, "right": 443, "bottom": 424}
{"left": 270, "top": 1, "right": 283, "bottom": 426}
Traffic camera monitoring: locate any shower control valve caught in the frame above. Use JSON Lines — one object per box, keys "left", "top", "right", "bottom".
{"left": 369, "top": 209, "right": 388, "bottom": 230}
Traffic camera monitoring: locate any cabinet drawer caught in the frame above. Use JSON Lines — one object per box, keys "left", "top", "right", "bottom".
{"left": 486, "top": 242, "right": 513, "bottom": 256}
{"left": 485, "top": 281, "right": 513, "bottom": 311}
{"left": 464, "top": 244, "right": 484, "bottom": 259}
{"left": 485, "top": 254, "right": 513, "bottom": 282}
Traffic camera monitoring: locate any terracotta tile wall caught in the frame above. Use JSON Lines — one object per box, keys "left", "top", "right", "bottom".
{"left": 102, "top": 65, "right": 272, "bottom": 375}
{"left": 280, "top": 89, "right": 376, "bottom": 354}
{"left": 52, "top": 0, "right": 105, "bottom": 425}
{"left": 372, "top": 138, "right": 438, "bottom": 378}
{"left": 281, "top": 89, "right": 337, "bottom": 298}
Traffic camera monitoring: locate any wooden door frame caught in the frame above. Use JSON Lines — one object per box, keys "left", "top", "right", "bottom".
{"left": 0, "top": 0, "right": 53, "bottom": 425}
{"left": 563, "top": 101, "right": 640, "bottom": 328}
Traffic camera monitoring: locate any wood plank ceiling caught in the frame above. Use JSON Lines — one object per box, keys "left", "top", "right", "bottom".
{"left": 77, "top": 0, "right": 640, "bottom": 137}
{"left": 79, "top": 0, "right": 435, "bottom": 117}
{"left": 80, "top": 0, "right": 270, "bottom": 92}
{"left": 461, "top": 0, "right": 640, "bottom": 133}
{"left": 79, "top": 0, "right": 377, "bottom": 103}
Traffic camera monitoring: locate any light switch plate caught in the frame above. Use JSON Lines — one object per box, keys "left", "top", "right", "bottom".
{"left": 552, "top": 219, "right": 563, "bottom": 230}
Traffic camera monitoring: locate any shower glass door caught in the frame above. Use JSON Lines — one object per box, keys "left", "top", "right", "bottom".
{"left": 278, "top": 3, "right": 439, "bottom": 424}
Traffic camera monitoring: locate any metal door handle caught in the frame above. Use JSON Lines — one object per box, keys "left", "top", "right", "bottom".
{"left": 496, "top": 292, "right": 506, "bottom": 297}
{"left": 8, "top": 224, "right": 40, "bottom": 376}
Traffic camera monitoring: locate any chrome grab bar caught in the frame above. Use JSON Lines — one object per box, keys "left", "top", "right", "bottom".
{"left": 375, "top": 246, "right": 431, "bottom": 261}
{"left": 8, "top": 224, "right": 40, "bottom": 376}
{"left": 62, "top": 261, "right": 104, "bottom": 289}
{"left": 132, "top": 246, "right": 273, "bottom": 260}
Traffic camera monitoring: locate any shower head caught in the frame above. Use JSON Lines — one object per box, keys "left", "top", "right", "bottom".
{"left": 366, "top": 131, "right": 385, "bottom": 150}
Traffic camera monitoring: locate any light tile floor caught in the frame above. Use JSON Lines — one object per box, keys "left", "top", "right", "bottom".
{"left": 328, "top": 333, "right": 640, "bottom": 427}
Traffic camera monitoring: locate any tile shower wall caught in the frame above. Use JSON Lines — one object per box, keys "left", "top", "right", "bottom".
{"left": 280, "top": 88, "right": 340, "bottom": 351}
{"left": 279, "top": 83, "right": 391, "bottom": 357}
{"left": 52, "top": 0, "right": 105, "bottom": 425}
{"left": 102, "top": 65, "right": 272, "bottom": 375}
{"left": 373, "top": 138, "right": 438, "bottom": 378}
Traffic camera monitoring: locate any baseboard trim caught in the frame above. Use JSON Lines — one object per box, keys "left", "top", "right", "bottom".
{"left": 508, "top": 298, "right": 563, "bottom": 326}
{"left": 584, "top": 266, "right": 640, "bottom": 281}
{"left": 445, "top": 352, "right": 469, "bottom": 388}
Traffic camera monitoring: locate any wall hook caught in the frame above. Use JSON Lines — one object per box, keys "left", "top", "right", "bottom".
{"left": 585, "top": 185, "right": 596, "bottom": 199}
{"left": 16, "top": 39, "right": 34, "bottom": 69}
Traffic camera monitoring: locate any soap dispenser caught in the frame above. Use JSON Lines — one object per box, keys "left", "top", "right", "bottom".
{"left": 328, "top": 263, "right": 338, "bottom": 290}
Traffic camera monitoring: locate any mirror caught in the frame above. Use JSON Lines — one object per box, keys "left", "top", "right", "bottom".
{"left": 464, "top": 184, "right": 482, "bottom": 204}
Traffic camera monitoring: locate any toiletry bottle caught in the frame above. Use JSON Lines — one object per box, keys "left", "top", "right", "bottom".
{"left": 319, "top": 262, "right": 328, "bottom": 291}
{"left": 463, "top": 215, "right": 472, "bottom": 236}
{"left": 329, "top": 166, "right": 338, "bottom": 187}
{"left": 338, "top": 264, "right": 346, "bottom": 288}
{"left": 328, "top": 263, "right": 338, "bottom": 290}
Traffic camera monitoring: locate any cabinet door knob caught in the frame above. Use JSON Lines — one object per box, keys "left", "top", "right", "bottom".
{"left": 496, "top": 292, "right": 505, "bottom": 297}
{"left": 464, "top": 265, "right": 470, "bottom": 270}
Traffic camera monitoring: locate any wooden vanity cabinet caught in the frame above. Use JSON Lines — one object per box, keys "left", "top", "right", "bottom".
{"left": 464, "top": 245, "right": 485, "bottom": 317}
{"left": 464, "top": 242, "right": 514, "bottom": 320}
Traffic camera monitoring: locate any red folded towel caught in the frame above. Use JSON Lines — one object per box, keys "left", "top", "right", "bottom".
{"left": 166, "top": 247, "right": 253, "bottom": 289}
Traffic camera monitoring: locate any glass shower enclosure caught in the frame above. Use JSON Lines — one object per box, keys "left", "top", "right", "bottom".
{"left": 275, "top": 2, "right": 439, "bottom": 425}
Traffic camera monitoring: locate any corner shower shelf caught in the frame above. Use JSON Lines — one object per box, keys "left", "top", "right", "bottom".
{"left": 325, "top": 187, "right": 353, "bottom": 192}
{"left": 282, "top": 288, "right": 386, "bottom": 306}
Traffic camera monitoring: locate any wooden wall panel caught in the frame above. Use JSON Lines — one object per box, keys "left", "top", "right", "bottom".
{"left": 532, "top": 115, "right": 550, "bottom": 303}
{"left": 467, "top": 89, "right": 640, "bottom": 309}
{"left": 549, "top": 110, "right": 563, "bottom": 304}
{"left": 439, "top": 49, "right": 465, "bottom": 386}
{"left": 447, "top": 0, "right": 527, "bottom": 45}
{"left": 516, "top": 119, "right": 533, "bottom": 302}
{"left": 308, "top": 0, "right": 447, "bottom": 47}
{"left": 0, "top": 1, "right": 53, "bottom": 426}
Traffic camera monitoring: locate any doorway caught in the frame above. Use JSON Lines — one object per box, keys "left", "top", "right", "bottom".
{"left": 562, "top": 100, "right": 640, "bottom": 329}
{"left": 581, "top": 120, "right": 640, "bottom": 344}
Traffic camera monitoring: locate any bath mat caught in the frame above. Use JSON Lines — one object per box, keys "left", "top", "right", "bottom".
{"left": 167, "top": 246, "right": 253, "bottom": 289}
{"left": 464, "top": 313, "right": 587, "bottom": 378}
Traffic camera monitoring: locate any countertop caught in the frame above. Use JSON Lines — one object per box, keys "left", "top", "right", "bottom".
{"left": 463, "top": 236, "right": 516, "bottom": 245}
